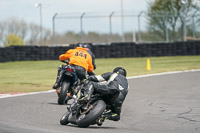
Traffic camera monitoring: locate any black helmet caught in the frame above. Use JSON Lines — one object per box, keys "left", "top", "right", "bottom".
{"left": 113, "top": 67, "right": 127, "bottom": 77}
{"left": 74, "top": 43, "right": 84, "bottom": 48}
{"left": 83, "top": 43, "right": 92, "bottom": 49}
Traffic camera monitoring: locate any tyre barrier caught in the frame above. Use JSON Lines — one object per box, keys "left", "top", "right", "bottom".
{"left": 0, "top": 41, "right": 200, "bottom": 62}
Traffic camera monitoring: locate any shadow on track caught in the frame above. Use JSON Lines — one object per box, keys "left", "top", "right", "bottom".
{"left": 63, "top": 124, "right": 116, "bottom": 129}
{"left": 48, "top": 102, "right": 71, "bottom": 106}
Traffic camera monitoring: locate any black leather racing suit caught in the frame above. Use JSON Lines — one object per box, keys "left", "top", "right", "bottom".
{"left": 89, "top": 72, "right": 128, "bottom": 121}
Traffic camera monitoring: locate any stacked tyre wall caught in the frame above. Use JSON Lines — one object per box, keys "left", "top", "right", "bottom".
{"left": 0, "top": 42, "right": 200, "bottom": 62}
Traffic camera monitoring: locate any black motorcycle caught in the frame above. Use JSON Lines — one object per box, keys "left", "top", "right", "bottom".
{"left": 56, "top": 63, "right": 79, "bottom": 105}
{"left": 60, "top": 86, "right": 110, "bottom": 128}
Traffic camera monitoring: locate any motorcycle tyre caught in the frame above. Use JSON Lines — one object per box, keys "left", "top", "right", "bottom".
{"left": 77, "top": 100, "right": 106, "bottom": 128}
{"left": 60, "top": 112, "right": 70, "bottom": 125}
{"left": 58, "top": 80, "right": 70, "bottom": 105}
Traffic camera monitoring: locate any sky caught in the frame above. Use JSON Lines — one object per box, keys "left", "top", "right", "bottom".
{"left": 0, "top": 0, "right": 150, "bottom": 34}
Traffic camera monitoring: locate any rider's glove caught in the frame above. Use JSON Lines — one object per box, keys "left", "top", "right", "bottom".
{"left": 88, "top": 75, "right": 97, "bottom": 81}
{"left": 81, "top": 79, "right": 90, "bottom": 86}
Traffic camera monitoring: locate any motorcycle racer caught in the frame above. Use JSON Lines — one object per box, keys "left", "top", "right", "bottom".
{"left": 79, "top": 67, "right": 128, "bottom": 121}
{"left": 53, "top": 43, "right": 95, "bottom": 89}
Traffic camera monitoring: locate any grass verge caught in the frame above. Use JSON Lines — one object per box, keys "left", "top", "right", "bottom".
{"left": 0, "top": 56, "right": 200, "bottom": 93}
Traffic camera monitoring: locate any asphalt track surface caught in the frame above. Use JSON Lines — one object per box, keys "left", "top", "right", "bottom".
{"left": 0, "top": 71, "right": 200, "bottom": 133}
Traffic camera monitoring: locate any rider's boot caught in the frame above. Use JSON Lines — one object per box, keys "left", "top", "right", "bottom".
{"left": 52, "top": 67, "right": 62, "bottom": 89}
{"left": 103, "top": 112, "right": 120, "bottom": 121}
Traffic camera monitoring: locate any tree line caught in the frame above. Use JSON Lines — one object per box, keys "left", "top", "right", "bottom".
{"left": 0, "top": 18, "right": 138, "bottom": 46}
{"left": 0, "top": 18, "right": 52, "bottom": 46}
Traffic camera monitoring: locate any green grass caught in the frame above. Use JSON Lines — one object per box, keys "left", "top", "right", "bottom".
{"left": 0, "top": 56, "right": 200, "bottom": 93}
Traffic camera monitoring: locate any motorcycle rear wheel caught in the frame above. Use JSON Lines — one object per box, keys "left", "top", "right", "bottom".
{"left": 58, "top": 80, "right": 70, "bottom": 105}
{"left": 77, "top": 100, "right": 106, "bottom": 128}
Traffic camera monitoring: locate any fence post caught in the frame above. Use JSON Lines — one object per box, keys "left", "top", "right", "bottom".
{"left": 109, "top": 11, "right": 115, "bottom": 42}
{"left": 80, "top": 12, "right": 86, "bottom": 42}
{"left": 165, "top": 16, "right": 169, "bottom": 42}
{"left": 52, "top": 13, "right": 58, "bottom": 45}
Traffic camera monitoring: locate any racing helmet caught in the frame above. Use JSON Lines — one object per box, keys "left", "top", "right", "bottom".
{"left": 74, "top": 43, "right": 84, "bottom": 48}
{"left": 113, "top": 67, "right": 127, "bottom": 77}
{"left": 83, "top": 43, "right": 92, "bottom": 49}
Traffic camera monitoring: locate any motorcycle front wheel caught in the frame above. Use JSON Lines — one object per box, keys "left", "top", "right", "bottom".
{"left": 76, "top": 100, "right": 106, "bottom": 128}
{"left": 58, "top": 80, "right": 70, "bottom": 105}
{"left": 60, "top": 112, "right": 70, "bottom": 125}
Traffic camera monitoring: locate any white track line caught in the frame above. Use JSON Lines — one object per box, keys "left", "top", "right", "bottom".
{"left": 127, "top": 69, "right": 200, "bottom": 79}
{"left": 1, "top": 69, "right": 200, "bottom": 99}
{"left": 0, "top": 90, "right": 55, "bottom": 99}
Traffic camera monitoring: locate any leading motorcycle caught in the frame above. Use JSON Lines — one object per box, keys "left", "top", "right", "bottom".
{"left": 56, "top": 62, "right": 79, "bottom": 105}
{"left": 60, "top": 85, "right": 110, "bottom": 128}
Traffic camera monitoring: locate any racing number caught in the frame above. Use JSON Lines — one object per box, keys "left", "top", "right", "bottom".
{"left": 75, "top": 51, "right": 87, "bottom": 59}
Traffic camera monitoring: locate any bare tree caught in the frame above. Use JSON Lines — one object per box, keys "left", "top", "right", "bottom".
{"left": 27, "top": 23, "right": 40, "bottom": 45}
{"left": 42, "top": 29, "right": 52, "bottom": 46}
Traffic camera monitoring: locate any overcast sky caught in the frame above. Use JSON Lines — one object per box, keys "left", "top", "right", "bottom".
{"left": 0, "top": 0, "right": 150, "bottom": 33}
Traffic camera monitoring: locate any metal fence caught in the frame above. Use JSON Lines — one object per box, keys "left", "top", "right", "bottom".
{"left": 52, "top": 11, "right": 200, "bottom": 44}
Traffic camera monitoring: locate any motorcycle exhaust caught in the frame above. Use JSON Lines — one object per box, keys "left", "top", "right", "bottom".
{"left": 96, "top": 117, "right": 104, "bottom": 126}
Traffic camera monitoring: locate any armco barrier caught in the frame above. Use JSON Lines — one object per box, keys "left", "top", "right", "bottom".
{"left": 0, "top": 41, "right": 200, "bottom": 62}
